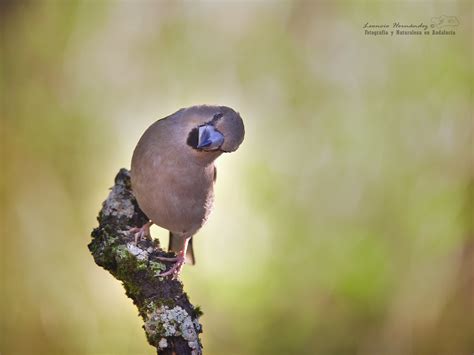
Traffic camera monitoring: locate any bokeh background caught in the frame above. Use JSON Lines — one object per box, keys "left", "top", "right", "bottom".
{"left": 1, "top": 1, "right": 473, "bottom": 354}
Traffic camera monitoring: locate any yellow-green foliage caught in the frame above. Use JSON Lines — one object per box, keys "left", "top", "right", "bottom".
{"left": 1, "top": 1, "right": 472, "bottom": 355}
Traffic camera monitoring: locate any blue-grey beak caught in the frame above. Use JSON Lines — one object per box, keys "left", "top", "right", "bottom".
{"left": 197, "top": 125, "right": 224, "bottom": 150}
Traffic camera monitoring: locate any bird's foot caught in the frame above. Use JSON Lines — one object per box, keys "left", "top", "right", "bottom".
{"left": 129, "top": 221, "right": 152, "bottom": 244}
{"left": 156, "top": 252, "right": 186, "bottom": 278}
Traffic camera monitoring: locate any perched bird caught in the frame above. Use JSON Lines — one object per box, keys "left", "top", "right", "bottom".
{"left": 130, "top": 105, "right": 245, "bottom": 277}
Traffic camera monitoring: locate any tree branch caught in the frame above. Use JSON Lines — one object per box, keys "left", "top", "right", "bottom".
{"left": 88, "top": 169, "right": 203, "bottom": 355}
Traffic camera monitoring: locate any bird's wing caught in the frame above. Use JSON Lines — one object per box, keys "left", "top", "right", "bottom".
{"left": 213, "top": 166, "right": 217, "bottom": 183}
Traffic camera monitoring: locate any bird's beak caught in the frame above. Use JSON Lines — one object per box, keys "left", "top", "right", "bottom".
{"left": 197, "top": 125, "right": 224, "bottom": 150}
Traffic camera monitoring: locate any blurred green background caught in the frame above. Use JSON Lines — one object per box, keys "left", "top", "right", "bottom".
{"left": 1, "top": 1, "right": 473, "bottom": 354}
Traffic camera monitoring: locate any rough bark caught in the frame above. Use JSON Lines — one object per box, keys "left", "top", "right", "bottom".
{"left": 88, "top": 169, "right": 203, "bottom": 355}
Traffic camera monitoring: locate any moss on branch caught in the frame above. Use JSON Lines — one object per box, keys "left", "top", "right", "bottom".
{"left": 88, "top": 169, "right": 203, "bottom": 355}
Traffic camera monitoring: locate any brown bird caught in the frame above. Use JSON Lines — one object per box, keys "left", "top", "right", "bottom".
{"left": 130, "top": 105, "right": 245, "bottom": 276}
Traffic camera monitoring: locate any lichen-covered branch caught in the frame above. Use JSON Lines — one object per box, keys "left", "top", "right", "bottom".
{"left": 88, "top": 169, "right": 203, "bottom": 355}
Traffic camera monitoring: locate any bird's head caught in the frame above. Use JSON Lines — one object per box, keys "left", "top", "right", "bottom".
{"left": 185, "top": 105, "right": 245, "bottom": 154}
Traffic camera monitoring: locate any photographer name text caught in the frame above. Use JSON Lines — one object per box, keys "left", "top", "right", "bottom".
{"left": 364, "top": 20, "right": 457, "bottom": 36}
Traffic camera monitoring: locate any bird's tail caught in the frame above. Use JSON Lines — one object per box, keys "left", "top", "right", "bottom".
{"left": 169, "top": 232, "right": 195, "bottom": 265}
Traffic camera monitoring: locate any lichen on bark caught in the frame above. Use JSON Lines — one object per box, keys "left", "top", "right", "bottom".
{"left": 88, "top": 169, "right": 203, "bottom": 355}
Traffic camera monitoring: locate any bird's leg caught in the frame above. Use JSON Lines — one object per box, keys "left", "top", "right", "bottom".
{"left": 157, "top": 251, "right": 186, "bottom": 277}
{"left": 157, "top": 236, "right": 190, "bottom": 277}
{"left": 129, "top": 221, "right": 153, "bottom": 244}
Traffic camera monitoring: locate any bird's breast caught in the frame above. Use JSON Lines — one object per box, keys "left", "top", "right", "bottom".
{"left": 132, "top": 157, "right": 215, "bottom": 235}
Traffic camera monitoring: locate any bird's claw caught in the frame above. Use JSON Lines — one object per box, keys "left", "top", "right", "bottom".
{"left": 129, "top": 221, "right": 152, "bottom": 244}
{"left": 157, "top": 252, "right": 186, "bottom": 278}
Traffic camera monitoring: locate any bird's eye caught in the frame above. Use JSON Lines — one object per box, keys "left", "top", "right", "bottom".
{"left": 212, "top": 113, "right": 223, "bottom": 122}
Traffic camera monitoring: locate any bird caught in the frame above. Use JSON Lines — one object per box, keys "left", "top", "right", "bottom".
{"left": 130, "top": 105, "right": 245, "bottom": 277}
